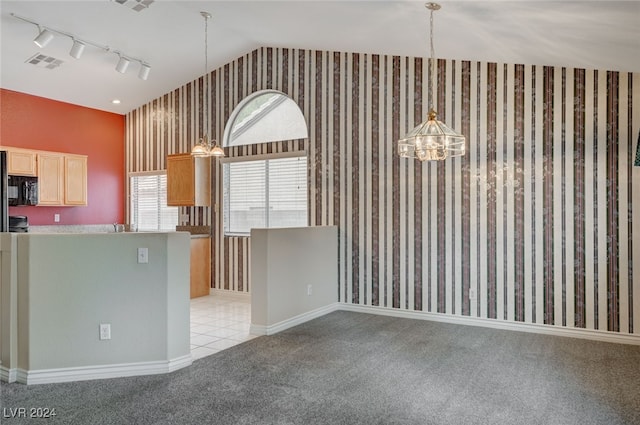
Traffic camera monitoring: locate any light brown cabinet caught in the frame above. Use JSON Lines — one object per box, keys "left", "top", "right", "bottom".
{"left": 167, "top": 154, "right": 211, "bottom": 206}
{"left": 37, "top": 152, "right": 88, "bottom": 206}
{"left": 64, "top": 155, "right": 88, "bottom": 205}
{"left": 3, "top": 146, "right": 88, "bottom": 206}
{"left": 5, "top": 148, "right": 37, "bottom": 176}
{"left": 190, "top": 237, "right": 211, "bottom": 298}
{"left": 37, "top": 153, "right": 65, "bottom": 205}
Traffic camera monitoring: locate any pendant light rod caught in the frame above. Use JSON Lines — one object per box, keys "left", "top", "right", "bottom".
{"left": 202, "top": 11, "right": 210, "bottom": 141}
{"left": 426, "top": 2, "right": 440, "bottom": 111}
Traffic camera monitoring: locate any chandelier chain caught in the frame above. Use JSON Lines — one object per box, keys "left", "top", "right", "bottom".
{"left": 429, "top": 6, "right": 435, "bottom": 111}
{"left": 203, "top": 13, "right": 209, "bottom": 138}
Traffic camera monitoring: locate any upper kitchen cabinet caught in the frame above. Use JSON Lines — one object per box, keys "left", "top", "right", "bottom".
{"left": 64, "top": 154, "right": 88, "bottom": 205}
{"left": 37, "top": 152, "right": 88, "bottom": 206}
{"left": 167, "top": 154, "right": 211, "bottom": 207}
{"left": 5, "top": 148, "right": 37, "bottom": 176}
{"left": 37, "top": 152, "right": 64, "bottom": 205}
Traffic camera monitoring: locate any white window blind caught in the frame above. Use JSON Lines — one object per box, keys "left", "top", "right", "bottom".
{"left": 130, "top": 173, "right": 178, "bottom": 231}
{"left": 223, "top": 155, "right": 307, "bottom": 235}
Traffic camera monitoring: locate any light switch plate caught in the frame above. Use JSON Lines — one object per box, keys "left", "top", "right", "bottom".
{"left": 137, "top": 247, "right": 148, "bottom": 263}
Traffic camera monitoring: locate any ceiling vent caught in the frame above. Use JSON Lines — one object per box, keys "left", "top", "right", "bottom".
{"left": 112, "top": 0, "right": 154, "bottom": 12}
{"left": 25, "top": 53, "right": 63, "bottom": 70}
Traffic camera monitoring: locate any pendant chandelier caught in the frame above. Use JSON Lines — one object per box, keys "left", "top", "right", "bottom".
{"left": 398, "top": 3, "right": 465, "bottom": 161}
{"left": 191, "top": 11, "right": 224, "bottom": 158}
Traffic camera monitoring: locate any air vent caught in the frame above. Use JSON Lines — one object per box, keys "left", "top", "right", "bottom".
{"left": 112, "top": 0, "right": 154, "bottom": 12}
{"left": 25, "top": 53, "right": 63, "bottom": 70}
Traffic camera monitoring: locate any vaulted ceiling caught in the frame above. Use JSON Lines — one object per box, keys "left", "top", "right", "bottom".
{"left": 1, "top": 1, "right": 638, "bottom": 114}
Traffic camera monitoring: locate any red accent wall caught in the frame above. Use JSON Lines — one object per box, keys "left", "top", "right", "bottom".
{"left": 0, "top": 89, "right": 125, "bottom": 225}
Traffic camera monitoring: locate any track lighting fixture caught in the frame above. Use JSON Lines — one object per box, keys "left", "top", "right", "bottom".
{"left": 33, "top": 27, "right": 54, "bottom": 48}
{"left": 69, "top": 39, "right": 85, "bottom": 59}
{"left": 115, "top": 55, "right": 131, "bottom": 73}
{"left": 12, "top": 13, "right": 151, "bottom": 80}
{"left": 138, "top": 62, "right": 151, "bottom": 80}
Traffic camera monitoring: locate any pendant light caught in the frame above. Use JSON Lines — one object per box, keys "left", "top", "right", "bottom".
{"left": 398, "top": 2, "right": 465, "bottom": 161}
{"left": 192, "top": 11, "right": 225, "bottom": 157}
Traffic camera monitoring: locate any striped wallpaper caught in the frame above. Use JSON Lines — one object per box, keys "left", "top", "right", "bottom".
{"left": 126, "top": 47, "right": 640, "bottom": 335}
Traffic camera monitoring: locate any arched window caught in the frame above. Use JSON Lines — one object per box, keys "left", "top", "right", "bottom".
{"left": 222, "top": 91, "right": 309, "bottom": 236}
{"left": 223, "top": 90, "right": 307, "bottom": 147}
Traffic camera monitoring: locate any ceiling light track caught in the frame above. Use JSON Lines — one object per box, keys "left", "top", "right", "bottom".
{"left": 11, "top": 13, "right": 151, "bottom": 80}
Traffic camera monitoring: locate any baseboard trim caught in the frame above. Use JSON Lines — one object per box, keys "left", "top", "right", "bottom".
{"left": 0, "top": 366, "right": 17, "bottom": 383}
{"left": 338, "top": 303, "right": 640, "bottom": 346}
{"left": 14, "top": 354, "right": 193, "bottom": 385}
{"left": 251, "top": 303, "right": 339, "bottom": 336}
{"left": 210, "top": 288, "right": 251, "bottom": 300}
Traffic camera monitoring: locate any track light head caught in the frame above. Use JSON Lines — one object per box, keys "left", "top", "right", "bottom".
{"left": 33, "top": 28, "right": 54, "bottom": 48}
{"left": 138, "top": 62, "right": 151, "bottom": 80}
{"left": 115, "top": 55, "right": 130, "bottom": 73}
{"left": 69, "top": 39, "right": 85, "bottom": 59}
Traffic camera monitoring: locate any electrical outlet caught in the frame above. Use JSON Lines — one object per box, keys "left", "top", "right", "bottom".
{"left": 99, "top": 324, "right": 111, "bottom": 340}
{"left": 469, "top": 289, "right": 477, "bottom": 300}
{"left": 307, "top": 284, "right": 313, "bottom": 296}
{"left": 54, "top": 214, "right": 60, "bottom": 223}
{"left": 137, "top": 247, "right": 148, "bottom": 263}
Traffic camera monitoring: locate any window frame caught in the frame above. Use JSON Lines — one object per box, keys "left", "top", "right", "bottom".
{"left": 128, "top": 170, "right": 179, "bottom": 232}
{"left": 221, "top": 150, "right": 308, "bottom": 237}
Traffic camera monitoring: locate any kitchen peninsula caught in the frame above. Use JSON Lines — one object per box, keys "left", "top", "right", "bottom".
{"left": 0, "top": 231, "right": 192, "bottom": 385}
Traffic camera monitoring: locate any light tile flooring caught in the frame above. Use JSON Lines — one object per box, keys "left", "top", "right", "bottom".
{"left": 190, "top": 293, "right": 256, "bottom": 360}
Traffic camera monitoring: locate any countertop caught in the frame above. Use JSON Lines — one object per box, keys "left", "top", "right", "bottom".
{"left": 176, "top": 225, "right": 211, "bottom": 238}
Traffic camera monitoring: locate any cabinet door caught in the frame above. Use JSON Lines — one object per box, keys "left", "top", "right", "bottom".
{"left": 190, "top": 237, "right": 211, "bottom": 298}
{"left": 6, "top": 149, "right": 37, "bottom": 176}
{"left": 37, "top": 153, "right": 64, "bottom": 205}
{"left": 167, "top": 154, "right": 195, "bottom": 206}
{"left": 167, "top": 154, "right": 211, "bottom": 207}
{"left": 64, "top": 155, "right": 88, "bottom": 205}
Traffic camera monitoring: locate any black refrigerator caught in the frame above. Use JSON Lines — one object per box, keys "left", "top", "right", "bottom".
{"left": 1, "top": 151, "right": 8, "bottom": 232}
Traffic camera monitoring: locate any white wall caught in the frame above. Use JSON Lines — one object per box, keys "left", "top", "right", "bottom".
{"left": 1, "top": 232, "right": 192, "bottom": 384}
{"left": 0, "top": 235, "right": 18, "bottom": 382}
{"left": 250, "top": 226, "right": 338, "bottom": 335}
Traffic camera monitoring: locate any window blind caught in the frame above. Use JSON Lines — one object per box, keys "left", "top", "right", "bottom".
{"left": 224, "top": 156, "right": 307, "bottom": 235}
{"left": 130, "top": 174, "right": 178, "bottom": 231}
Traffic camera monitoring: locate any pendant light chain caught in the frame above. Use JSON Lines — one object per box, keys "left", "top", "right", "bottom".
{"left": 429, "top": 5, "right": 434, "bottom": 112}
{"left": 203, "top": 12, "right": 209, "bottom": 139}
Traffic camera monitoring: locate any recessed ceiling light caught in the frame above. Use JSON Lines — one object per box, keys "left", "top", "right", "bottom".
{"left": 112, "top": 99, "right": 121, "bottom": 104}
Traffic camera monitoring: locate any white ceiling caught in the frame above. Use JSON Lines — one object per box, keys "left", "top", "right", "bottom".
{"left": 1, "top": 0, "right": 638, "bottom": 115}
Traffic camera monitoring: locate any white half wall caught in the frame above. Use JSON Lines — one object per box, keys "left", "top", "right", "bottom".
{"left": 250, "top": 226, "right": 338, "bottom": 335}
{"left": 0, "top": 232, "right": 192, "bottom": 384}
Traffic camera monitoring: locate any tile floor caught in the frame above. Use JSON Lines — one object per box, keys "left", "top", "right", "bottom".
{"left": 190, "top": 293, "right": 256, "bottom": 360}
